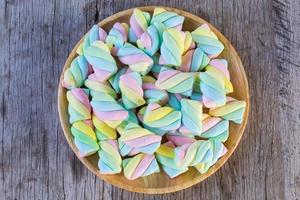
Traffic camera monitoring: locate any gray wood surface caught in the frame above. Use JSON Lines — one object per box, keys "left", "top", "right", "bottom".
{"left": 0, "top": 0, "right": 299, "bottom": 199}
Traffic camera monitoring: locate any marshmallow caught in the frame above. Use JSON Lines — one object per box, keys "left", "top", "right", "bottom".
{"left": 155, "top": 142, "right": 188, "bottom": 178}
{"left": 66, "top": 88, "right": 91, "bottom": 124}
{"left": 137, "top": 25, "right": 160, "bottom": 56}
{"left": 199, "top": 69, "right": 226, "bottom": 108}
{"left": 168, "top": 93, "right": 183, "bottom": 110}
{"left": 165, "top": 131, "right": 196, "bottom": 146}
{"left": 142, "top": 75, "right": 169, "bottom": 105}
{"left": 92, "top": 114, "right": 117, "bottom": 140}
{"left": 98, "top": 140, "right": 122, "bottom": 174}
{"left": 194, "top": 140, "right": 227, "bottom": 174}
{"left": 150, "top": 8, "right": 184, "bottom": 37}
{"left": 174, "top": 140, "right": 212, "bottom": 168}
{"left": 159, "top": 28, "right": 185, "bottom": 67}
{"left": 62, "top": 55, "right": 89, "bottom": 89}
{"left": 178, "top": 48, "right": 210, "bottom": 72}
{"left": 91, "top": 93, "right": 128, "bottom": 128}
{"left": 180, "top": 99, "right": 203, "bottom": 135}
{"left": 118, "top": 43, "right": 153, "bottom": 75}
{"left": 85, "top": 73, "right": 117, "bottom": 98}
{"left": 80, "top": 25, "right": 107, "bottom": 54}
{"left": 119, "top": 72, "right": 146, "bottom": 109}
{"left": 106, "top": 22, "right": 129, "bottom": 54}
{"left": 129, "top": 8, "right": 151, "bottom": 42}
{"left": 71, "top": 120, "right": 99, "bottom": 157}
{"left": 140, "top": 103, "right": 181, "bottom": 133}
{"left": 118, "top": 123, "right": 162, "bottom": 156}
{"left": 83, "top": 41, "right": 118, "bottom": 81}
{"left": 191, "top": 24, "right": 224, "bottom": 58}
{"left": 156, "top": 67, "right": 194, "bottom": 96}
{"left": 209, "top": 97, "right": 246, "bottom": 124}
{"left": 108, "top": 67, "right": 130, "bottom": 94}
{"left": 206, "top": 59, "right": 233, "bottom": 94}
{"left": 201, "top": 114, "right": 229, "bottom": 142}
{"left": 123, "top": 154, "right": 160, "bottom": 180}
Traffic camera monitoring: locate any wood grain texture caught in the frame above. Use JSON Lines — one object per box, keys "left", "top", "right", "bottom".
{"left": 0, "top": 0, "right": 299, "bottom": 199}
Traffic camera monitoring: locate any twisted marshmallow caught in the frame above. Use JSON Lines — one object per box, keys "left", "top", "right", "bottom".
{"left": 83, "top": 40, "right": 117, "bottom": 81}
{"left": 71, "top": 120, "right": 99, "bottom": 157}
{"left": 206, "top": 59, "right": 233, "bottom": 94}
{"left": 191, "top": 24, "right": 224, "bottom": 58}
{"left": 67, "top": 88, "right": 91, "bottom": 124}
{"left": 137, "top": 25, "right": 160, "bottom": 56}
{"left": 92, "top": 114, "right": 117, "bottom": 141}
{"left": 85, "top": 25, "right": 107, "bottom": 43}
{"left": 62, "top": 55, "right": 89, "bottom": 89}
{"left": 98, "top": 140, "right": 122, "bottom": 174}
{"left": 118, "top": 123, "right": 162, "bottom": 156}
{"left": 141, "top": 103, "right": 182, "bottom": 133}
{"left": 106, "top": 22, "right": 129, "bottom": 54}
{"left": 129, "top": 8, "right": 151, "bottom": 42}
{"left": 117, "top": 43, "right": 153, "bottom": 75}
{"left": 178, "top": 48, "right": 210, "bottom": 72}
{"left": 166, "top": 131, "right": 196, "bottom": 146}
{"left": 201, "top": 114, "right": 229, "bottom": 142}
{"left": 174, "top": 140, "right": 213, "bottom": 168}
{"left": 209, "top": 97, "right": 246, "bottom": 124}
{"left": 108, "top": 67, "right": 130, "bottom": 94}
{"left": 142, "top": 75, "right": 169, "bottom": 105}
{"left": 119, "top": 72, "right": 146, "bottom": 109}
{"left": 194, "top": 140, "right": 227, "bottom": 174}
{"left": 199, "top": 69, "right": 226, "bottom": 108}
{"left": 78, "top": 25, "right": 107, "bottom": 55}
{"left": 138, "top": 107, "right": 168, "bottom": 136}
{"left": 156, "top": 67, "right": 194, "bottom": 96}
{"left": 123, "top": 153, "right": 160, "bottom": 180}
{"left": 155, "top": 142, "right": 188, "bottom": 178}
{"left": 180, "top": 99, "right": 203, "bottom": 136}
{"left": 91, "top": 93, "right": 128, "bottom": 128}
{"left": 150, "top": 8, "right": 184, "bottom": 36}
{"left": 84, "top": 73, "right": 117, "bottom": 98}
{"left": 159, "top": 28, "right": 185, "bottom": 67}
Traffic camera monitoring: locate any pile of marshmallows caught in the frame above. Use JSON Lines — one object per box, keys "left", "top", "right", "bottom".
{"left": 62, "top": 8, "right": 246, "bottom": 180}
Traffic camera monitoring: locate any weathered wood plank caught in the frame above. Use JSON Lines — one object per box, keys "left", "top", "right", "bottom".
{"left": 0, "top": 0, "right": 299, "bottom": 199}
{"left": 274, "top": 0, "right": 300, "bottom": 199}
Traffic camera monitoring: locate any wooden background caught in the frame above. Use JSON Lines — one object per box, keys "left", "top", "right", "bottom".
{"left": 0, "top": 0, "right": 299, "bottom": 199}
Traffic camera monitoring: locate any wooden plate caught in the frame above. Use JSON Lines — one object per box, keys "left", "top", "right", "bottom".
{"left": 58, "top": 6, "right": 250, "bottom": 194}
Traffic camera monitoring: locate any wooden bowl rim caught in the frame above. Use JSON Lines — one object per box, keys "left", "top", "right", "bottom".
{"left": 57, "top": 6, "right": 250, "bottom": 194}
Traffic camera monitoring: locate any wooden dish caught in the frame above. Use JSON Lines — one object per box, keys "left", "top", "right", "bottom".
{"left": 58, "top": 6, "right": 249, "bottom": 194}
